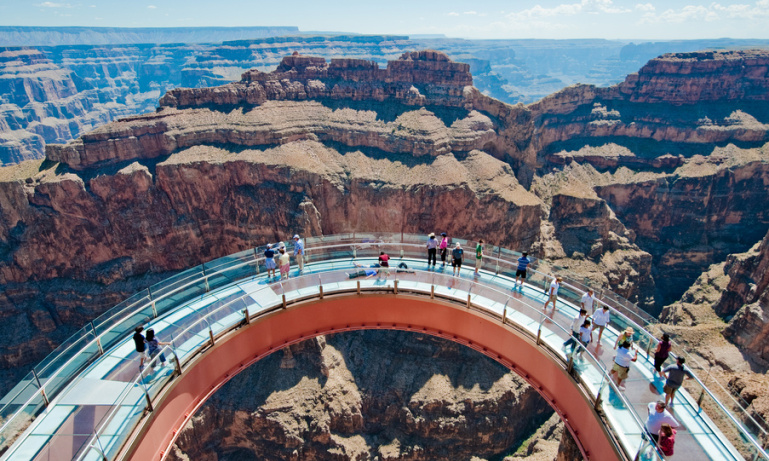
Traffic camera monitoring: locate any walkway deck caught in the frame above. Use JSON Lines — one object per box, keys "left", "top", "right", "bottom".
{"left": 0, "top": 236, "right": 765, "bottom": 461}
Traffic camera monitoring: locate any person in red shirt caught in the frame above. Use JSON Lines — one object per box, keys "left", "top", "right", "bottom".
{"left": 378, "top": 251, "right": 390, "bottom": 279}
{"left": 658, "top": 423, "right": 676, "bottom": 457}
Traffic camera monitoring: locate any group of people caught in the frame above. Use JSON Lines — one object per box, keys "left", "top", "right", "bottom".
{"left": 263, "top": 235, "right": 305, "bottom": 280}
{"left": 425, "top": 233, "right": 487, "bottom": 277}
{"left": 555, "top": 287, "right": 691, "bottom": 458}
{"left": 133, "top": 325, "right": 170, "bottom": 371}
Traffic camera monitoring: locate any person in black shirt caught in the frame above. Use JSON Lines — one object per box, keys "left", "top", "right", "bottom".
{"left": 264, "top": 244, "right": 277, "bottom": 280}
{"left": 133, "top": 326, "right": 148, "bottom": 370}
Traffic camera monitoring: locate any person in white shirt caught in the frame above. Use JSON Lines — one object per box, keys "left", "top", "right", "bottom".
{"left": 543, "top": 276, "right": 562, "bottom": 312}
{"left": 563, "top": 308, "right": 587, "bottom": 354}
{"left": 577, "top": 319, "right": 592, "bottom": 359}
{"left": 610, "top": 341, "right": 638, "bottom": 389}
{"left": 592, "top": 305, "right": 611, "bottom": 343}
{"left": 581, "top": 289, "right": 595, "bottom": 314}
{"left": 645, "top": 401, "right": 679, "bottom": 443}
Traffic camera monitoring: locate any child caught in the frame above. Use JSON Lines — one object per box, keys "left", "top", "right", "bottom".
{"left": 658, "top": 423, "right": 676, "bottom": 457}
{"left": 577, "top": 319, "right": 592, "bottom": 359}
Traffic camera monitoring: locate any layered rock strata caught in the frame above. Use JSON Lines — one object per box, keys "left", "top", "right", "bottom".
{"left": 169, "top": 331, "right": 564, "bottom": 461}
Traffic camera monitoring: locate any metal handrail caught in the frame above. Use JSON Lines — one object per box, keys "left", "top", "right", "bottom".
{"left": 71, "top": 265, "right": 656, "bottom": 461}
{"left": 1, "top": 235, "right": 766, "bottom": 460}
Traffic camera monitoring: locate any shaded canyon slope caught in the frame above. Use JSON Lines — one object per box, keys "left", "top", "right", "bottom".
{"left": 168, "top": 331, "right": 570, "bottom": 461}
{"left": 1, "top": 49, "right": 769, "bottom": 457}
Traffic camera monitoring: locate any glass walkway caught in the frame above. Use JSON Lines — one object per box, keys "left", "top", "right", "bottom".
{"left": 0, "top": 234, "right": 766, "bottom": 461}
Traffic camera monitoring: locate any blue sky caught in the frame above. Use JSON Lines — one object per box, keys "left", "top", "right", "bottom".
{"left": 2, "top": 0, "right": 769, "bottom": 39}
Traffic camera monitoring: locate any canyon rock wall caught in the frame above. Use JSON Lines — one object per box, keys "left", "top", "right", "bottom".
{"left": 169, "top": 331, "right": 564, "bottom": 461}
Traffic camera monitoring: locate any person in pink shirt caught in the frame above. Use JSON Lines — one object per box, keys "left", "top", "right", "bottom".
{"left": 439, "top": 232, "right": 449, "bottom": 267}
{"left": 658, "top": 423, "right": 676, "bottom": 457}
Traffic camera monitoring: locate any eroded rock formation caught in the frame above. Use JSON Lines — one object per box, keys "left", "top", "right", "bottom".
{"left": 168, "top": 331, "right": 563, "bottom": 461}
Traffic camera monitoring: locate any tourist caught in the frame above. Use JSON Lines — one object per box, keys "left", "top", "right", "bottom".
{"left": 347, "top": 262, "right": 379, "bottom": 279}
{"left": 439, "top": 232, "right": 449, "bottom": 267}
{"left": 563, "top": 308, "right": 588, "bottom": 354}
{"left": 592, "top": 305, "right": 611, "bottom": 343}
{"left": 293, "top": 234, "right": 304, "bottom": 273}
{"left": 514, "top": 251, "right": 530, "bottom": 290}
{"left": 474, "top": 239, "right": 484, "bottom": 276}
{"left": 653, "top": 333, "right": 672, "bottom": 377}
{"left": 452, "top": 242, "right": 464, "bottom": 276}
{"left": 577, "top": 319, "right": 592, "bottom": 359}
{"left": 662, "top": 357, "right": 694, "bottom": 406}
{"left": 264, "top": 244, "right": 277, "bottom": 280}
{"left": 145, "top": 328, "right": 171, "bottom": 369}
{"left": 614, "top": 327, "right": 634, "bottom": 350}
{"left": 610, "top": 341, "right": 638, "bottom": 389}
{"left": 543, "top": 276, "right": 562, "bottom": 311}
{"left": 426, "top": 233, "right": 438, "bottom": 267}
{"left": 658, "top": 423, "right": 676, "bottom": 458}
{"left": 645, "top": 400, "right": 679, "bottom": 443}
{"left": 133, "top": 326, "right": 148, "bottom": 370}
{"left": 279, "top": 247, "right": 290, "bottom": 279}
{"left": 581, "top": 288, "right": 596, "bottom": 314}
{"left": 378, "top": 251, "right": 390, "bottom": 278}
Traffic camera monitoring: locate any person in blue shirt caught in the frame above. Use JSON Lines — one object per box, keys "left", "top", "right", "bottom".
{"left": 452, "top": 243, "right": 464, "bottom": 276}
{"left": 293, "top": 234, "right": 304, "bottom": 273}
{"left": 264, "top": 244, "right": 277, "bottom": 280}
{"left": 514, "top": 252, "right": 530, "bottom": 290}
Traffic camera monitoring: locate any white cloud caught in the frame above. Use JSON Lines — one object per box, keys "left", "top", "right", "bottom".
{"left": 463, "top": 10, "right": 478, "bottom": 15}
{"left": 448, "top": 11, "right": 460, "bottom": 16}
{"left": 147, "top": 5, "right": 157, "bottom": 9}
{"left": 39, "top": 2, "right": 71, "bottom": 7}
{"left": 506, "top": 0, "right": 630, "bottom": 22}
{"left": 635, "top": 3, "right": 655, "bottom": 12}
{"left": 639, "top": 1, "right": 769, "bottom": 24}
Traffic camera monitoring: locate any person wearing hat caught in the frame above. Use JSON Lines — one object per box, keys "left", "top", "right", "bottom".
{"left": 439, "top": 233, "right": 449, "bottom": 267}
{"left": 426, "top": 233, "right": 438, "bottom": 268}
{"left": 614, "top": 327, "right": 635, "bottom": 350}
{"left": 451, "top": 242, "right": 464, "bottom": 276}
{"left": 264, "top": 244, "right": 277, "bottom": 281}
{"left": 293, "top": 234, "right": 304, "bottom": 273}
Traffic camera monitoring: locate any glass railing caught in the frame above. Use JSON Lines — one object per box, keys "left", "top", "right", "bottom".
{"left": 0, "top": 233, "right": 765, "bottom": 461}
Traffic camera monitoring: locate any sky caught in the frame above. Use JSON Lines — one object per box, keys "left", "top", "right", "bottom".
{"left": 1, "top": 0, "right": 769, "bottom": 40}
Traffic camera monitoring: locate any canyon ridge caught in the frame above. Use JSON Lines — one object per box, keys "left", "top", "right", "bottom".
{"left": 1, "top": 48, "right": 769, "bottom": 459}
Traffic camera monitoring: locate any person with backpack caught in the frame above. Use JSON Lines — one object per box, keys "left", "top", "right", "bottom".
{"left": 378, "top": 251, "right": 390, "bottom": 279}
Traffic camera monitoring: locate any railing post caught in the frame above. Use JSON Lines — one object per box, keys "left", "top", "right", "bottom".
{"left": 594, "top": 388, "right": 603, "bottom": 411}
{"left": 32, "top": 369, "right": 49, "bottom": 407}
{"left": 143, "top": 386, "right": 154, "bottom": 412}
{"left": 353, "top": 246, "right": 357, "bottom": 259}
{"left": 697, "top": 389, "right": 705, "bottom": 409}
{"left": 171, "top": 346, "right": 182, "bottom": 376}
{"left": 536, "top": 317, "right": 544, "bottom": 345}
{"left": 502, "top": 299, "right": 510, "bottom": 324}
{"left": 91, "top": 321, "right": 104, "bottom": 356}
{"left": 357, "top": 280, "right": 361, "bottom": 295}
{"left": 243, "top": 307, "right": 250, "bottom": 324}
{"left": 495, "top": 245, "right": 501, "bottom": 274}
{"left": 567, "top": 351, "right": 575, "bottom": 373}
{"left": 208, "top": 326, "right": 215, "bottom": 346}
{"left": 319, "top": 275, "right": 324, "bottom": 299}
{"left": 148, "top": 287, "right": 158, "bottom": 318}
{"left": 430, "top": 285, "right": 435, "bottom": 299}
{"left": 394, "top": 279, "right": 399, "bottom": 294}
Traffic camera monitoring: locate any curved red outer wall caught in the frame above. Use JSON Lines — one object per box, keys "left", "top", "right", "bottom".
{"left": 124, "top": 294, "right": 621, "bottom": 461}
